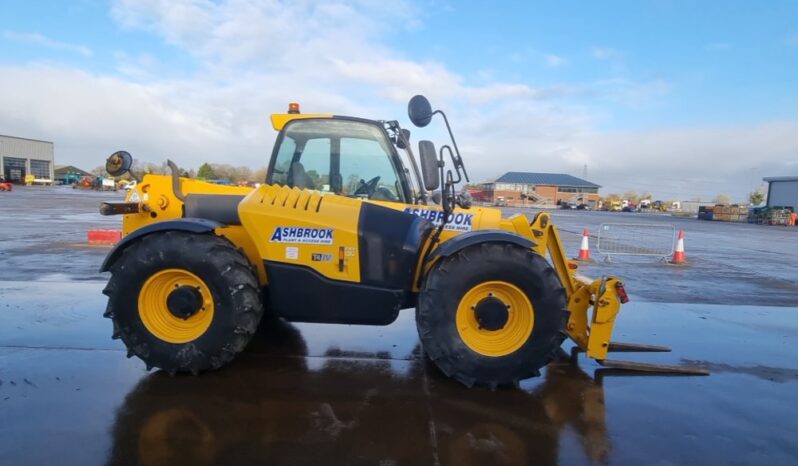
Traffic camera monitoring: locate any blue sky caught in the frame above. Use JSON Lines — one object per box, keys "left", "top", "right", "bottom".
{"left": 1, "top": 0, "right": 797, "bottom": 200}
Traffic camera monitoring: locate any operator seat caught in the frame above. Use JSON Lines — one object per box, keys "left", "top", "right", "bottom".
{"left": 290, "top": 162, "right": 314, "bottom": 189}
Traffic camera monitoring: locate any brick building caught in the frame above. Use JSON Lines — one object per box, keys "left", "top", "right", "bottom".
{"left": 479, "top": 172, "right": 601, "bottom": 207}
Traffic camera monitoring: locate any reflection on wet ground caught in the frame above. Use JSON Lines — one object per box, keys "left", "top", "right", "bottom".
{"left": 2, "top": 281, "right": 798, "bottom": 465}
{"left": 107, "top": 347, "right": 611, "bottom": 465}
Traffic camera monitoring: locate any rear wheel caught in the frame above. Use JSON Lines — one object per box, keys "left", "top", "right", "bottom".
{"left": 103, "top": 231, "right": 263, "bottom": 374}
{"left": 417, "top": 242, "right": 568, "bottom": 387}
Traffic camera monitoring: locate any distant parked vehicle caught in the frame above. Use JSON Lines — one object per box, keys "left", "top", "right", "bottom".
{"left": 207, "top": 179, "right": 233, "bottom": 186}
{"left": 560, "top": 202, "right": 577, "bottom": 209}
{"left": 24, "top": 174, "right": 53, "bottom": 186}
{"left": 651, "top": 200, "right": 668, "bottom": 212}
{"left": 102, "top": 178, "right": 117, "bottom": 191}
{"left": 576, "top": 203, "right": 591, "bottom": 210}
{"left": 0, "top": 176, "right": 12, "bottom": 192}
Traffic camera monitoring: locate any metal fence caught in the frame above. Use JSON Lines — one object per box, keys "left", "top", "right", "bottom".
{"left": 596, "top": 223, "right": 676, "bottom": 261}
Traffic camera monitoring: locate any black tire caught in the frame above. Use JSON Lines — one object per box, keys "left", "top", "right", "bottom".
{"left": 103, "top": 231, "right": 263, "bottom": 374}
{"left": 417, "top": 242, "right": 568, "bottom": 388}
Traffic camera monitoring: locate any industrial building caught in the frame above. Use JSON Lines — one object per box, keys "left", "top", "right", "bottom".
{"left": 0, "top": 135, "right": 55, "bottom": 183}
{"left": 763, "top": 176, "right": 798, "bottom": 209}
{"left": 478, "top": 172, "right": 601, "bottom": 207}
{"left": 54, "top": 165, "right": 92, "bottom": 185}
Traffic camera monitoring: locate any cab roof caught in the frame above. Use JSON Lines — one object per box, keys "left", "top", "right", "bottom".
{"left": 270, "top": 113, "right": 334, "bottom": 131}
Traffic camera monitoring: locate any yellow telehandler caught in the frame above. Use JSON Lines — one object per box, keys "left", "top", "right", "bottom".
{"left": 99, "top": 96, "right": 705, "bottom": 387}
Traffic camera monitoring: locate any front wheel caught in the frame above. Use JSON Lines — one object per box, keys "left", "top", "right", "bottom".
{"left": 103, "top": 231, "right": 263, "bottom": 374}
{"left": 416, "top": 242, "right": 568, "bottom": 388}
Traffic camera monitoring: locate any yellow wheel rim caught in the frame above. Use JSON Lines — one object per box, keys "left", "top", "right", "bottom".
{"left": 138, "top": 269, "right": 214, "bottom": 344}
{"left": 139, "top": 408, "right": 216, "bottom": 465}
{"left": 456, "top": 281, "right": 534, "bottom": 357}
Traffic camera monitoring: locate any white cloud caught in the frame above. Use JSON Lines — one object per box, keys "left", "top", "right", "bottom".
{"left": 544, "top": 54, "right": 566, "bottom": 67}
{"left": 0, "top": 0, "right": 794, "bottom": 203}
{"left": 509, "top": 52, "right": 526, "bottom": 63}
{"left": 573, "top": 122, "right": 798, "bottom": 200}
{"left": 0, "top": 65, "right": 254, "bottom": 168}
{"left": 591, "top": 47, "right": 622, "bottom": 61}
{"left": 3, "top": 31, "right": 93, "bottom": 57}
{"left": 592, "top": 78, "right": 670, "bottom": 107}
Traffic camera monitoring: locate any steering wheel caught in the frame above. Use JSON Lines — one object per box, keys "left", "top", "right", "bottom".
{"left": 372, "top": 187, "right": 398, "bottom": 202}
{"left": 353, "top": 176, "right": 381, "bottom": 197}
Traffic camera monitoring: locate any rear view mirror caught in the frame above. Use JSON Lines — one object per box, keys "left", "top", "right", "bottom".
{"left": 408, "top": 95, "right": 433, "bottom": 128}
{"left": 106, "top": 151, "right": 133, "bottom": 177}
{"left": 418, "top": 140, "right": 440, "bottom": 191}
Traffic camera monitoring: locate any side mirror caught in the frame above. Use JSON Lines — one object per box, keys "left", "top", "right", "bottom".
{"left": 408, "top": 95, "right": 433, "bottom": 128}
{"left": 395, "top": 128, "right": 411, "bottom": 149}
{"left": 418, "top": 140, "right": 440, "bottom": 191}
{"left": 106, "top": 151, "right": 133, "bottom": 177}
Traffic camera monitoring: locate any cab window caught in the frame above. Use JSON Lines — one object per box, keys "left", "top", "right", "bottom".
{"left": 268, "top": 119, "right": 405, "bottom": 202}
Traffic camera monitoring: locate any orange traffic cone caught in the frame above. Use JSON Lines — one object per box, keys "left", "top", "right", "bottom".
{"left": 576, "top": 229, "right": 592, "bottom": 261}
{"left": 671, "top": 230, "right": 686, "bottom": 264}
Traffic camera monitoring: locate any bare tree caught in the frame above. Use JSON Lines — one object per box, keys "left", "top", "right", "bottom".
{"left": 623, "top": 191, "right": 639, "bottom": 203}
{"left": 713, "top": 194, "right": 732, "bottom": 204}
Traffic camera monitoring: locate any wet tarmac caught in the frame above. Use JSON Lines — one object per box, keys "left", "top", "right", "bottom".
{"left": 506, "top": 206, "right": 798, "bottom": 307}
{"left": 2, "top": 188, "right": 797, "bottom": 305}
{"left": 2, "top": 281, "right": 798, "bottom": 465}
{"left": 2, "top": 187, "right": 798, "bottom": 465}
{"left": 0, "top": 187, "right": 121, "bottom": 282}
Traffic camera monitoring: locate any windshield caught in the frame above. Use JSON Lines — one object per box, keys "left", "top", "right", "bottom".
{"left": 268, "top": 119, "right": 406, "bottom": 202}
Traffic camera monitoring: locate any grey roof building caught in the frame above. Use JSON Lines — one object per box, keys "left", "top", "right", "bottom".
{"left": 1, "top": 135, "right": 55, "bottom": 183}
{"left": 479, "top": 171, "right": 602, "bottom": 207}
{"left": 494, "top": 172, "right": 601, "bottom": 188}
{"left": 763, "top": 176, "right": 798, "bottom": 209}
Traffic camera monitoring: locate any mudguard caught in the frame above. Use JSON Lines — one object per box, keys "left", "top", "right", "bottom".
{"left": 428, "top": 229, "right": 536, "bottom": 260}
{"left": 99, "top": 218, "right": 222, "bottom": 272}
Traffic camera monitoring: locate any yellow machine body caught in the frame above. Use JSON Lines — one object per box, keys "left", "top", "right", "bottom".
{"left": 103, "top": 107, "right": 706, "bottom": 378}
{"left": 118, "top": 173, "right": 622, "bottom": 361}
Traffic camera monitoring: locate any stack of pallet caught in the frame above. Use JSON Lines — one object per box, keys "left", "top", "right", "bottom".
{"left": 698, "top": 205, "right": 714, "bottom": 220}
{"left": 749, "top": 207, "right": 794, "bottom": 225}
{"left": 712, "top": 204, "right": 748, "bottom": 222}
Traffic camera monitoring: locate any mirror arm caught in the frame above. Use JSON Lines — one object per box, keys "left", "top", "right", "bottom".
{"left": 433, "top": 110, "right": 470, "bottom": 183}
{"left": 438, "top": 148, "right": 445, "bottom": 206}
{"left": 167, "top": 159, "right": 187, "bottom": 202}
{"left": 439, "top": 146, "right": 462, "bottom": 184}
{"left": 421, "top": 169, "right": 454, "bottom": 274}
{"left": 443, "top": 170, "right": 454, "bottom": 213}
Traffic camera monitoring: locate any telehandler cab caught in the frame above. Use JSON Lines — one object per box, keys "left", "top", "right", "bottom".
{"left": 100, "top": 96, "right": 706, "bottom": 387}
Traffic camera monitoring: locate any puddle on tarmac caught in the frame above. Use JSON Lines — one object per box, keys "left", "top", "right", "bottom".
{"left": 1, "top": 281, "right": 798, "bottom": 465}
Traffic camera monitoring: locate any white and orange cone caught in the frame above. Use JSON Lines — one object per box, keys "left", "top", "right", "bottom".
{"left": 576, "top": 228, "right": 592, "bottom": 262}
{"left": 671, "top": 230, "right": 686, "bottom": 264}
